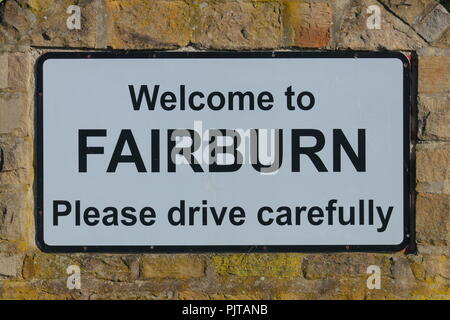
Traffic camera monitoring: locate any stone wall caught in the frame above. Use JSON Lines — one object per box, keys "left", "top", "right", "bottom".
{"left": 0, "top": 0, "right": 448, "bottom": 299}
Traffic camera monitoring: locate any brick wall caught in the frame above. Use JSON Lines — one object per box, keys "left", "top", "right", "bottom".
{"left": 0, "top": 0, "right": 448, "bottom": 299}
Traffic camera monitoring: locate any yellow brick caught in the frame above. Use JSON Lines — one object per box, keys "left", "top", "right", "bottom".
{"left": 141, "top": 255, "right": 206, "bottom": 279}
{"left": 106, "top": 0, "right": 192, "bottom": 49}
{"left": 212, "top": 254, "right": 301, "bottom": 277}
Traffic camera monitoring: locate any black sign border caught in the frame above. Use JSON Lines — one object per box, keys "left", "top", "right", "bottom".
{"left": 36, "top": 51, "right": 413, "bottom": 253}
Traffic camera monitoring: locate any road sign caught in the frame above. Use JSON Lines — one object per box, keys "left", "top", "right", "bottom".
{"left": 36, "top": 51, "right": 411, "bottom": 252}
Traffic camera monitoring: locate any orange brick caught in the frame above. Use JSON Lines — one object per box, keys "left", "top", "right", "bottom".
{"left": 283, "top": 0, "right": 332, "bottom": 48}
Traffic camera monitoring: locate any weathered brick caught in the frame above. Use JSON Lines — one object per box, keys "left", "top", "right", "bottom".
{"left": 0, "top": 186, "right": 29, "bottom": 241}
{"left": 337, "top": 0, "right": 426, "bottom": 50}
{"left": 22, "top": 253, "right": 138, "bottom": 282}
{"left": 274, "top": 292, "right": 311, "bottom": 300}
{"left": 178, "top": 290, "right": 210, "bottom": 300}
{"left": 212, "top": 254, "right": 301, "bottom": 277}
{"left": 412, "top": 254, "right": 450, "bottom": 281}
{"left": 81, "top": 256, "right": 137, "bottom": 282}
{"left": 141, "top": 255, "right": 206, "bottom": 279}
{"left": 106, "top": 0, "right": 192, "bottom": 49}
{"left": 0, "top": 135, "right": 33, "bottom": 185}
{"left": 283, "top": 0, "right": 331, "bottom": 48}
{"left": 419, "top": 55, "right": 450, "bottom": 94}
{"left": 416, "top": 193, "right": 450, "bottom": 246}
{"left": 79, "top": 279, "right": 176, "bottom": 299}
{"left": 0, "top": 253, "right": 24, "bottom": 278}
{"left": 193, "top": 0, "right": 283, "bottom": 49}
{"left": 416, "top": 143, "right": 450, "bottom": 194}
{"left": 0, "top": 0, "right": 97, "bottom": 47}
{"left": 302, "top": 253, "right": 392, "bottom": 280}
{"left": 418, "top": 95, "right": 450, "bottom": 141}
{"left": 378, "top": 0, "right": 435, "bottom": 26}
{"left": 411, "top": 275, "right": 450, "bottom": 299}
{"left": 0, "top": 92, "right": 30, "bottom": 136}
{"left": 414, "top": 4, "right": 450, "bottom": 43}
{"left": 377, "top": 0, "right": 450, "bottom": 46}
{"left": 0, "top": 240, "right": 27, "bottom": 254}
{"left": 432, "top": 28, "right": 450, "bottom": 48}
{"left": 391, "top": 256, "right": 417, "bottom": 295}
{"left": 208, "top": 293, "right": 262, "bottom": 300}
{"left": 416, "top": 244, "right": 449, "bottom": 256}
{"left": 0, "top": 280, "right": 70, "bottom": 299}
{"left": 22, "top": 253, "right": 81, "bottom": 280}
{"left": 0, "top": 52, "right": 31, "bottom": 91}
{"left": 0, "top": 54, "right": 8, "bottom": 89}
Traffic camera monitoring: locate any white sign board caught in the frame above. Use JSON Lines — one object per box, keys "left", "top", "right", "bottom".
{"left": 36, "top": 52, "right": 411, "bottom": 252}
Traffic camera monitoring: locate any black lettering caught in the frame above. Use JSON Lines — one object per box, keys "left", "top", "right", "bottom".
{"left": 229, "top": 207, "right": 245, "bottom": 226}
{"left": 84, "top": 207, "right": 100, "bottom": 226}
{"left": 140, "top": 207, "right": 156, "bottom": 226}
{"left": 128, "top": 85, "right": 159, "bottom": 110}
{"left": 257, "top": 207, "right": 273, "bottom": 226}
{"left": 78, "top": 129, "right": 106, "bottom": 172}
{"left": 168, "top": 200, "right": 185, "bottom": 225}
{"left": 121, "top": 207, "right": 137, "bottom": 226}
{"left": 53, "top": 200, "right": 71, "bottom": 226}
{"left": 291, "top": 129, "right": 328, "bottom": 172}
{"left": 333, "top": 129, "right": 366, "bottom": 172}
{"left": 107, "top": 130, "right": 147, "bottom": 173}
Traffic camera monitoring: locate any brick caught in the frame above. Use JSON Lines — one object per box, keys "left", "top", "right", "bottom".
{"left": 391, "top": 256, "right": 416, "bottom": 294}
{"left": 302, "top": 253, "right": 392, "bottom": 279}
{"left": 212, "top": 254, "right": 301, "bottom": 277}
{"left": 432, "top": 28, "right": 450, "bottom": 48}
{"left": 419, "top": 55, "right": 450, "bottom": 94}
{"left": 283, "top": 0, "right": 331, "bottom": 48}
{"left": 81, "top": 256, "right": 136, "bottom": 282}
{"left": 275, "top": 292, "right": 311, "bottom": 300}
{"left": 416, "top": 143, "right": 450, "bottom": 194}
{"left": 377, "top": 1, "right": 450, "bottom": 45}
{"left": 416, "top": 193, "right": 450, "bottom": 246}
{"left": 337, "top": 0, "right": 426, "bottom": 50}
{"left": 208, "top": 293, "right": 262, "bottom": 300}
{"left": 0, "top": 54, "right": 7, "bottom": 89}
{"left": 178, "top": 290, "right": 210, "bottom": 300}
{"left": 0, "top": 0, "right": 97, "bottom": 47}
{"left": 0, "top": 280, "right": 70, "bottom": 299}
{"left": 378, "top": 0, "right": 434, "bottom": 26}
{"left": 0, "top": 52, "right": 31, "bottom": 91}
{"left": 416, "top": 244, "right": 449, "bottom": 256}
{"left": 193, "top": 0, "right": 283, "bottom": 49}
{"left": 106, "top": 0, "right": 192, "bottom": 49}
{"left": 418, "top": 95, "right": 450, "bottom": 141}
{"left": 414, "top": 4, "right": 450, "bottom": 43}
{"left": 141, "top": 255, "right": 206, "bottom": 279}
{"left": 22, "top": 253, "right": 137, "bottom": 282}
{"left": 0, "top": 253, "right": 24, "bottom": 278}
{"left": 425, "top": 255, "right": 450, "bottom": 280}
{"left": 0, "top": 135, "right": 33, "bottom": 185}
{"left": 0, "top": 240, "right": 27, "bottom": 254}
{"left": 411, "top": 254, "right": 450, "bottom": 281}
{"left": 22, "top": 253, "right": 81, "bottom": 280}
{"left": 0, "top": 92, "right": 30, "bottom": 136}
{"left": 0, "top": 186, "right": 29, "bottom": 241}
{"left": 79, "top": 279, "right": 175, "bottom": 299}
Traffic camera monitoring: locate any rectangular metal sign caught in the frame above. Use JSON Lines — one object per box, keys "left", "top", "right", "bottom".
{"left": 36, "top": 51, "right": 411, "bottom": 253}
